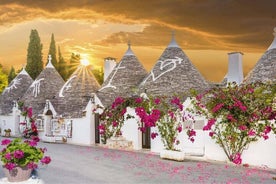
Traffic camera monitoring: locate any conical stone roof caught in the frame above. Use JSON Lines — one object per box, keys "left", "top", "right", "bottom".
{"left": 244, "top": 27, "right": 276, "bottom": 84}
{"left": 96, "top": 42, "right": 148, "bottom": 107}
{"left": 0, "top": 68, "right": 33, "bottom": 115}
{"left": 139, "top": 33, "right": 210, "bottom": 96}
{"left": 20, "top": 56, "right": 65, "bottom": 116}
{"left": 55, "top": 65, "right": 100, "bottom": 118}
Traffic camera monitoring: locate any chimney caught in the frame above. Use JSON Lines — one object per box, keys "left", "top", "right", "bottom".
{"left": 227, "top": 52, "right": 244, "bottom": 85}
{"left": 104, "top": 57, "right": 116, "bottom": 81}
{"left": 267, "top": 27, "right": 276, "bottom": 50}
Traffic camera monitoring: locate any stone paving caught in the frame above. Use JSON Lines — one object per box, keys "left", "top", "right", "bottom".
{"left": 0, "top": 142, "right": 276, "bottom": 184}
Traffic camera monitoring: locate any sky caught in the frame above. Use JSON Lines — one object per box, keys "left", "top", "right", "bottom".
{"left": 0, "top": 0, "right": 276, "bottom": 82}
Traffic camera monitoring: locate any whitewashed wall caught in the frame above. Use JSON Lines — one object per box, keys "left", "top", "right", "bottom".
{"left": 121, "top": 107, "right": 142, "bottom": 150}
{"left": 67, "top": 100, "right": 94, "bottom": 146}
{"left": 242, "top": 132, "right": 276, "bottom": 168}
{"left": 0, "top": 108, "right": 22, "bottom": 137}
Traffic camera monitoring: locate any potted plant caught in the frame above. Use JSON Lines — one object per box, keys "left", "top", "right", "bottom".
{"left": 0, "top": 137, "right": 51, "bottom": 182}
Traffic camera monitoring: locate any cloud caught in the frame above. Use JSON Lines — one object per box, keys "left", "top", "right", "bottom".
{"left": 0, "top": 0, "right": 275, "bottom": 82}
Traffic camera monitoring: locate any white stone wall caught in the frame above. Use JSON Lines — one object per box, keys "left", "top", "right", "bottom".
{"left": 121, "top": 107, "right": 142, "bottom": 150}
{"left": 67, "top": 100, "right": 94, "bottom": 146}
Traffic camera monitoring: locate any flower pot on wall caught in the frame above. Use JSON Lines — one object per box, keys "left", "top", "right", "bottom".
{"left": 3, "top": 166, "right": 32, "bottom": 182}
{"left": 160, "top": 149, "right": 185, "bottom": 161}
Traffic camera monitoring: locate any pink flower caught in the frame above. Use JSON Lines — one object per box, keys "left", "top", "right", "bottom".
{"left": 196, "top": 94, "right": 203, "bottom": 101}
{"left": 27, "top": 162, "right": 38, "bottom": 169}
{"left": 238, "top": 125, "right": 247, "bottom": 131}
{"left": 248, "top": 129, "right": 256, "bottom": 136}
{"left": 19, "top": 122, "right": 26, "bottom": 125}
{"left": 178, "top": 104, "right": 183, "bottom": 111}
{"left": 232, "top": 153, "right": 242, "bottom": 165}
{"left": 263, "top": 134, "right": 269, "bottom": 140}
{"left": 27, "top": 107, "right": 33, "bottom": 118}
{"left": 1, "top": 139, "right": 11, "bottom": 145}
{"left": 177, "top": 126, "right": 182, "bottom": 133}
{"left": 135, "top": 107, "right": 146, "bottom": 118}
{"left": 212, "top": 103, "right": 224, "bottom": 113}
{"left": 203, "top": 125, "right": 211, "bottom": 131}
{"left": 227, "top": 114, "right": 237, "bottom": 122}
{"left": 154, "top": 98, "right": 161, "bottom": 105}
{"left": 32, "top": 136, "right": 40, "bottom": 142}
{"left": 14, "top": 150, "right": 24, "bottom": 159}
{"left": 208, "top": 118, "right": 216, "bottom": 127}
{"left": 135, "top": 97, "right": 143, "bottom": 104}
{"left": 41, "top": 156, "right": 51, "bottom": 164}
{"left": 151, "top": 132, "right": 158, "bottom": 139}
{"left": 112, "top": 121, "right": 118, "bottom": 127}
{"left": 189, "top": 137, "right": 195, "bottom": 143}
{"left": 121, "top": 108, "right": 127, "bottom": 115}
{"left": 168, "top": 111, "right": 175, "bottom": 119}
{"left": 29, "top": 140, "right": 37, "bottom": 147}
{"left": 4, "top": 153, "right": 12, "bottom": 160}
{"left": 5, "top": 163, "right": 16, "bottom": 171}
{"left": 203, "top": 118, "right": 216, "bottom": 131}
{"left": 189, "top": 129, "right": 196, "bottom": 137}
{"left": 264, "top": 126, "right": 271, "bottom": 134}
{"left": 98, "top": 124, "right": 105, "bottom": 135}
{"left": 139, "top": 127, "right": 146, "bottom": 133}
{"left": 171, "top": 97, "right": 181, "bottom": 105}
{"left": 111, "top": 97, "right": 124, "bottom": 109}
{"left": 209, "top": 132, "right": 215, "bottom": 137}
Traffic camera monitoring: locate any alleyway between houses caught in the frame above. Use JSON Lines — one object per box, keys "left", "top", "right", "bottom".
{"left": 0, "top": 142, "right": 275, "bottom": 184}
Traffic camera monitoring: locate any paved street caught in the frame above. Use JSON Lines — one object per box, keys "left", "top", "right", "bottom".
{"left": 0, "top": 142, "right": 275, "bottom": 184}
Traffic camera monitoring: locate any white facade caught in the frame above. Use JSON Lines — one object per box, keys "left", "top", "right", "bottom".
{"left": 0, "top": 105, "right": 22, "bottom": 137}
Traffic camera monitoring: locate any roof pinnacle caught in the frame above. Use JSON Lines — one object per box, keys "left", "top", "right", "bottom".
{"left": 168, "top": 30, "right": 179, "bottom": 48}
{"left": 124, "top": 40, "right": 134, "bottom": 56}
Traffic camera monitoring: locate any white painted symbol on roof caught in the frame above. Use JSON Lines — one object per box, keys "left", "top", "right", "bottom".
{"left": 99, "top": 61, "right": 125, "bottom": 91}
{"left": 142, "top": 56, "right": 183, "bottom": 84}
{"left": 3, "top": 78, "right": 22, "bottom": 94}
{"left": 59, "top": 75, "right": 77, "bottom": 97}
{"left": 30, "top": 78, "right": 45, "bottom": 97}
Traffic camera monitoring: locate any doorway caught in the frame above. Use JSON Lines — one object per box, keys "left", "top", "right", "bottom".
{"left": 94, "top": 113, "right": 100, "bottom": 144}
{"left": 142, "top": 127, "right": 151, "bottom": 149}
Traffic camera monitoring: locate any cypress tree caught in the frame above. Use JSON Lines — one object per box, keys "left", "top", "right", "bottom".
{"left": 57, "top": 46, "right": 68, "bottom": 80}
{"left": 25, "top": 29, "right": 43, "bottom": 80}
{"left": 47, "top": 33, "right": 58, "bottom": 68}
{"left": 0, "top": 64, "right": 8, "bottom": 94}
{"left": 8, "top": 66, "right": 16, "bottom": 84}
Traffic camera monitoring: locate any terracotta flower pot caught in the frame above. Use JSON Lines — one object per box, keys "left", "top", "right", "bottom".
{"left": 3, "top": 166, "right": 32, "bottom": 182}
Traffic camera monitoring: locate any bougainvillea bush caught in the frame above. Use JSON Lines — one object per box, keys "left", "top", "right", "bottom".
{"left": 19, "top": 105, "right": 38, "bottom": 138}
{"left": 97, "top": 95, "right": 195, "bottom": 150}
{"left": 0, "top": 137, "right": 51, "bottom": 171}
{"left": 97, "top": 97, "right": 136, "bottom": 143}
{"left": 189, "top": 82, "right": 276, "bottom": 164}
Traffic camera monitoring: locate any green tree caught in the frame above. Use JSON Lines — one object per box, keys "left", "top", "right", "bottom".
{"left": 25, "top": 29, "right": 43, "bottom": 80}
{"left": 47, "top": 33, "right": 57, "bottom": 68}
{"left": 0, "top": 64, "right": 8, "bottom": 94}
{"left": 57, "top": 46, "right": 68, "bottom": 80}
{"left": 92, "top": 67, "right": 104, "bottom": 85}
{"left": 8, "top": 66, "right": 16, "bottom": 84}
{"left": 68, "top": 53, "right": 80, "bottom": 77}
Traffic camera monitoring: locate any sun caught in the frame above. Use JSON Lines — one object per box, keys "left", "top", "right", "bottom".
{"left": 80, "top": 59, "right": 90, "bottom": 66}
